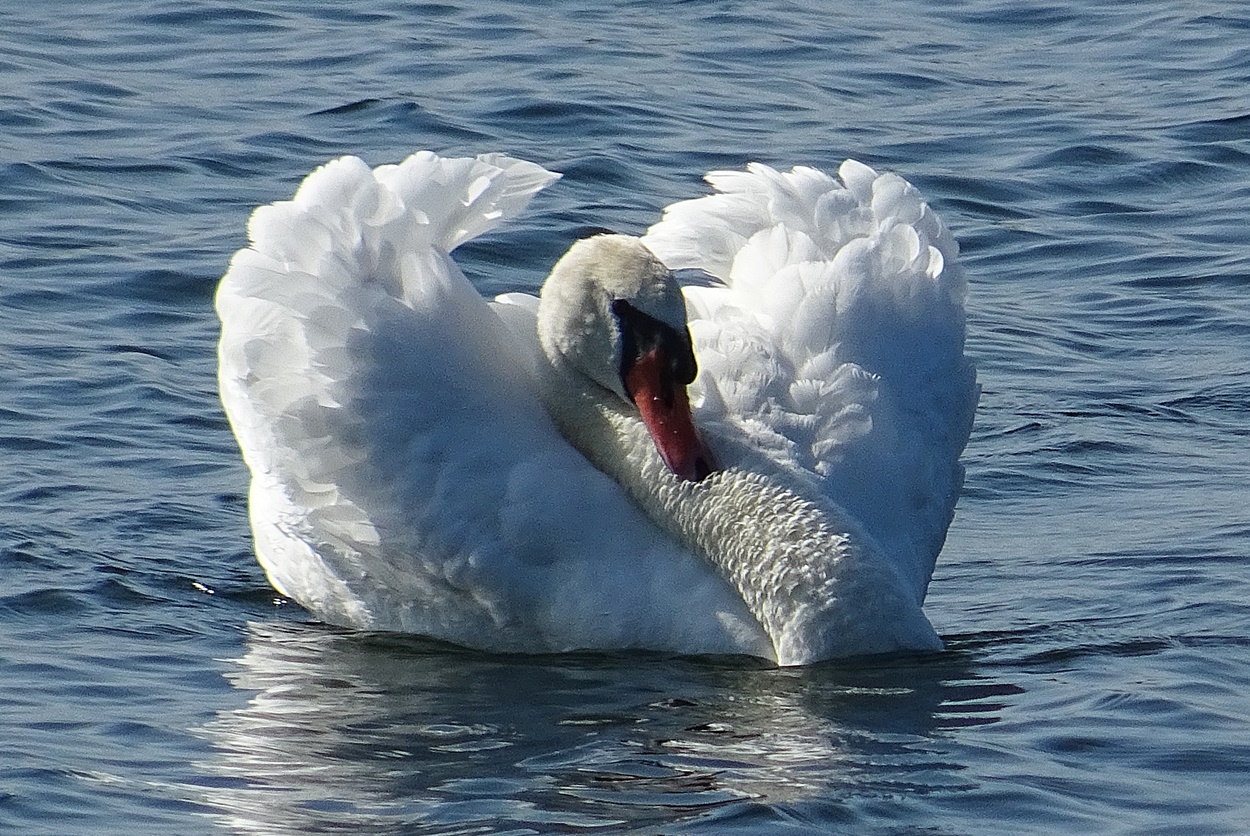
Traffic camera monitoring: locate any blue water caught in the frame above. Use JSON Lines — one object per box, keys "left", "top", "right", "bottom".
{"left": 2, "top": 0, "right": 1249, "bottom": 833}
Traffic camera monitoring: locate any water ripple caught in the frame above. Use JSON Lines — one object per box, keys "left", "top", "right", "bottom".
{"left": 3, "top": 0, "right": 1250, "bottom": 833}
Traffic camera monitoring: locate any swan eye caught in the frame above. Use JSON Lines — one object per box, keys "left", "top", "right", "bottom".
{"left": 611, "top": 299, "right": 698, "bottom": 399}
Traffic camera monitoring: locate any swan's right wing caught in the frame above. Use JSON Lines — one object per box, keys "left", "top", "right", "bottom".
{"left": 643, "top": 161, "right": 979, "bottom": 601}
{"left": 217, "top": 153, "right": 767, "bottom": 656}
{"left": 216, "top": 153, "right": 558, "bottom": 633}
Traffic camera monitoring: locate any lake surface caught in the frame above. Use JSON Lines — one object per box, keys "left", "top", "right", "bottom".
{"left": 2, "top": 1, "right": 1249, "bottom": 833}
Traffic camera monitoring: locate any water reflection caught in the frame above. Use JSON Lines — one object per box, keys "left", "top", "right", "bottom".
{"left": 200, "top": 622, "right": 1017, "bottom": 834}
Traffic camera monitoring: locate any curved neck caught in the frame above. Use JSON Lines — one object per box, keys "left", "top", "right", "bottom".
{"left": 536, "top": 358, "right": 925, "bottom": 664}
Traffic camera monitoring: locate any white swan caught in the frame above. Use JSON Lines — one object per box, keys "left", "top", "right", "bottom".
{"left": 216, "top": 151, "right": 977, "bottom": 665}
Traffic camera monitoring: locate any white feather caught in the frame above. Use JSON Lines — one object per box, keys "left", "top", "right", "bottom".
{"left": 644, "top": 160, "right": 978, "bottom": 600}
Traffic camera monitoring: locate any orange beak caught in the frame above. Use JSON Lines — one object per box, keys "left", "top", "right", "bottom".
{"left": 624, "top": 346, "right": 717, "bottom": 482}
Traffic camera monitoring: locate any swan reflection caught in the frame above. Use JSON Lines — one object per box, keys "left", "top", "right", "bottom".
{"left": 200, "top": 622, "right": 1014, "bottom": 834}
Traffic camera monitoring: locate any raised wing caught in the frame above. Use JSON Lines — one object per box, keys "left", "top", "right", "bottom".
{"left": 643, "top": 160, "right": 978, "bottom": 599}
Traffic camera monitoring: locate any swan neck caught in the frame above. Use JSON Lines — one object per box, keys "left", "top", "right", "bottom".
{"left": 537, "top": 355, "right": 908, "bottom": 664}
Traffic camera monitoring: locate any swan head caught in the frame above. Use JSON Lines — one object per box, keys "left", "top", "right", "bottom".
{"left": 538, "top": 234, "right": 717, "bottom": 482}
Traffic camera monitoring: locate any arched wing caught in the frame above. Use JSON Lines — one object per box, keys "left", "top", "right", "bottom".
{"left": 643, "top": 160, "right": 979, "bottom": 599}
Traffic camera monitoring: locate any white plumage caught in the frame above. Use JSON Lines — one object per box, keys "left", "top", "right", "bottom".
{"left": 216, "top": 150, "right": 977, "bottom": 665}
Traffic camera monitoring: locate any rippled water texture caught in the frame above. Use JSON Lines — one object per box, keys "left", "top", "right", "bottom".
{"left": 2, "top": 1, "right": 1249, "bottom": 833}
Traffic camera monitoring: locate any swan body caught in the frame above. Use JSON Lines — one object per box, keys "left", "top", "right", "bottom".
{"left": 216, "top": 151, "right": 977, "bottom": 665}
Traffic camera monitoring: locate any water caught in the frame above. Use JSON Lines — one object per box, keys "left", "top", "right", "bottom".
{"left": 2, "top": 0, "right": 1248, "bottom": 832}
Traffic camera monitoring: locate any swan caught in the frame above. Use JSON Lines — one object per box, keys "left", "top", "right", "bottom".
{"left": 216, "top": 151, "right": 977, "bottom": 665}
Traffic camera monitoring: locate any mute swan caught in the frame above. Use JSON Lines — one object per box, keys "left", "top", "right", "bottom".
{"left": 216, "top": 151, "right": 977, "bottom": 665}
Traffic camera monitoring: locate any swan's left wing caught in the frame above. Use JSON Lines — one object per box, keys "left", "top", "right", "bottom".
{"left": 643, "top": 161, "right": 979, "bottom": 601}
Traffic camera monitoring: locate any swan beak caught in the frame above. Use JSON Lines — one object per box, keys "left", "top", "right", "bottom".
{"left": 624, "top": 347, "right": 718, "bottom": 482}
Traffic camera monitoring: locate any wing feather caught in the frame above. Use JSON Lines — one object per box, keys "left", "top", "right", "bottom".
{"left": 644, "top": 160, "right": 978, "bottom": 599}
